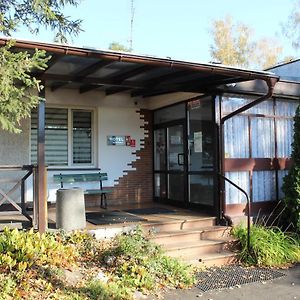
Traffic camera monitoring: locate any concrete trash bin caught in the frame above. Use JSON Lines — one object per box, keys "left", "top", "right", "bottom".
{"left": 56, "top": 188, "right": 86, "bottom": 231}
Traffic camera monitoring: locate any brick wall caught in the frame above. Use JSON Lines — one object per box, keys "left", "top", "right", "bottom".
{"left": 86, "top": 109, "right": 153, "bottom": 207}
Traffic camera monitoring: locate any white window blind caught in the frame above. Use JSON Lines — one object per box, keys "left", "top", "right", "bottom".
{"left": 31, "top": 108, "right": 93, "bottom": 166}
{"left": 72, "top": 111, "right": 92, "bottom": 164}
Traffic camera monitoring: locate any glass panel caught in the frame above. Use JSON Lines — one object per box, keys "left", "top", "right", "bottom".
{"left": 154, "top": 103, "right": 185, "bottom": 124}
{"left": 248, "top": 100, "right": 274, "bottom": 115}
{"left": 73, "top": 111, "right": 92, "bottom": 164}
{"left": 225, "top": 171, "right": 250, "bottom": 204}
{"left": 278, "top": 170, "right": 289, "bottom": 200}
{"left": 154, "top": 173, "right": 166, "bottom": 198}
{"left": 31, "top": 108, "right": 68, "bottom": 166}
{"left": 222, "top": 95, "right": 273, "bottom": 115}
{"left": 168, "top": 173, "right": 184, "bottom": 202}
{"left": 188, "top": 98, "right": 214, "bottom": 171}
{"left": 276, "top": 119, "right": 293, "bottom": 158}
{"left": 154, "top": 129, "right": 166, "bottom": 170}
{"left": 167, "top": 125, "right": 184, "bottom": 171}
{"left": 221, "top": 95, "right": 251, "bottom": 114}
{"left": 275, "top": 100, "right": 298, "bottom": 117}
{"left": 224, "top": 116, "right": 249, "bottom": 158}
{"left": 251, "top": 117, "right": 275, "bottom": 158}
{"left": 189, "top": 174, "right": 214, "bottom": 206}
{"left": 252, "top": 171, "right": 276, "bottom": 202}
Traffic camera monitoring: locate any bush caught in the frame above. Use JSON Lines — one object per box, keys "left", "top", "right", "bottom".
{"left": 0, "top": 228, "right": 195, "bottom": 299}
{"left": 0, "top": 228, "right": 76, "bottom": 272}
{"left": 232, "top": 224, "right": 300, "bottom": 266}
{"left": 282, "top": 103, "right": 300, "bottom": 232}
{"left": 102, "top": 227, "right": 195, "bottom": 294}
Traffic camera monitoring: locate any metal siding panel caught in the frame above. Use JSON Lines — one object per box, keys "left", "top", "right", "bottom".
{"left": 225, "top": 171, "right": 250, "bottom": 204}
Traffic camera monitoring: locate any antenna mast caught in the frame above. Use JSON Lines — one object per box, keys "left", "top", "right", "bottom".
{"left": 129, "top": 0, "right": 135, "bottom": 50}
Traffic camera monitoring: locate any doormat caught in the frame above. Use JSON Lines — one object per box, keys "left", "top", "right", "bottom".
{"left": 86, "top": 211, "right": 146, "bottom": 225}
{"left": 124, "top": 207, "right": 176, "bottom": 215}
{"left": 196, "top": 265, "right": 286, "bottom": 292}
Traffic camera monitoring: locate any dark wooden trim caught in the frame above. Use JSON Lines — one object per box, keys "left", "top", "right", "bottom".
{"left": 105, "top": 87, "right": 130, "bottom": 95}
{"left": 105, "top": 65, "right": 154, "bottom": 82}
{"left": 224, "top": 158, "right": 293, "bottom": 172}
{"left": 79, "top": 84, "right": 103, "bottom": 94}
{"left": 37, "top": 90, "right": 47, "bottom": 233}
{"left": 225, "top": 201, "right": 278, "bottom": 216}
{"left": 277, "top": 158, "right": 293, "bottom": 170}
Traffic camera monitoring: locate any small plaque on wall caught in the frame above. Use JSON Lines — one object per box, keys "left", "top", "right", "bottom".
{"left": 107, "top": 135, "right": 131, "bottom": 146}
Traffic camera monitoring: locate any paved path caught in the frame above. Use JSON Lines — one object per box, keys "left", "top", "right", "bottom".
{"left": 147, "top": 264, "right": 299, "bottom": 300}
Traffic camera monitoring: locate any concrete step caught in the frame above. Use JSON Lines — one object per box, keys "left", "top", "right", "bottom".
{"left": 164, "top": 237, "right": 238, "bottom": 260}
{"left": 189, "top": 251, "right": 239, "bottom": 267}
{"left": 151, "top": 226, "right": 231, "bottom": 245}
{"left": 142, "top": 217, "right": 217, "bottom": 233}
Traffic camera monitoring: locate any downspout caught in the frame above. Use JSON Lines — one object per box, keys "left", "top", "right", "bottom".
{"left": 219, "top": 76, "right": 279, "bottom": 222}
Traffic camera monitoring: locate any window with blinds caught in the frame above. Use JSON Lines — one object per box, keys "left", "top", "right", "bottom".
{"left": 31, "top": 108, "right": 93, "bottom": 166}
{"left": 72, "top": 111, "right": 92, "bottom": 164}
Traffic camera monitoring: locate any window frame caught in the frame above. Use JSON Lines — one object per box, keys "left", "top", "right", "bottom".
{"left": 30, "top": 105, "right": 97, "bottom": 169}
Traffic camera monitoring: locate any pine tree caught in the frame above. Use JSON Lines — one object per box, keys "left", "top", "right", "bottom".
{"left": 282, "top": 103, "right": 300, "bottom": 232}
{"left": 0, "top": 0, "right": 82, "bottom": 133}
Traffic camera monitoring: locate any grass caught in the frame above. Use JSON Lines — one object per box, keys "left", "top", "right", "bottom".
{"left": 232, "top": 224, "right": 300, "bottom": 267}
{"left": 0, "top": 227, "right": 195, "bottom": 299}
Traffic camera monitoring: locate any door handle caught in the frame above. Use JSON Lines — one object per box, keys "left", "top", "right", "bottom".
{"left": 177, "top": 153, "right": 184, "bottom": 165}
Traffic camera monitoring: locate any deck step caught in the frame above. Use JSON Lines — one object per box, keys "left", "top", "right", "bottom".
{"left": 164, "top": 238, "right": 238, "bottom": 260}
{"left": 142, "top": 217, "right": 216, "bottom": 232}
{"left": 151, "top": 226, "right": 231, "bottom": 245}
{"left": 188, "top": 251, "right": 239, "bottom": 267}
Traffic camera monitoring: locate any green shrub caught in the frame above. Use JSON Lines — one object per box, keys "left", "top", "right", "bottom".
{"left": 282, "top": 103, "right": 300, "bottom": 232}
{"left": 0, "top": 228, "right": 76, "bottom": 272}
{"left": 103, "top": 227, "right": 195, "bottom": 294}
{"left": 232, "top": 224, "right": 300, "bottom": 266}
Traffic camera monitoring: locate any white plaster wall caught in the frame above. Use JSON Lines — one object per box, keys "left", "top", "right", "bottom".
{"left": 1, "top": 87, "right": 196, "bottom": 203}
{"left": 98, "top": 106, "right": 144, "bottom": 186}
{"left": 43, "top": 88, "right": 145, "bottom": 202}
{"left": 0, "top": 118, "right": 31, "bottom": 204}
{"left": 0, "top": 118, "right": 30, "bottom": 165}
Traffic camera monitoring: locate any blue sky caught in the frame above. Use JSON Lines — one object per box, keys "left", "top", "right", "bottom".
{"left": 11, "top": 0, "right": 299, "bottom": 64}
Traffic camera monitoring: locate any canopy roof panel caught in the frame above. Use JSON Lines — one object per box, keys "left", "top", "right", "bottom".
{"left": 0, "top": 38, "right": 279, "bottom": 97}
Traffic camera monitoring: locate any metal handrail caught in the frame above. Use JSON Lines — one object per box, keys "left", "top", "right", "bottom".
{"left": 218, "top": 173, "right": 251, "bottom": 253}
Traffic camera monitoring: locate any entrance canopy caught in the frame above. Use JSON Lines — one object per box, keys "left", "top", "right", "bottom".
{"left": 0, "top": 38, "right": 279, "bottom": 97}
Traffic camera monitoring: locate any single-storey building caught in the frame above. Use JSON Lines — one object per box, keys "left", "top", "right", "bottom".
{"left": 0, "top": 38, "right": 299, "bottom": 232}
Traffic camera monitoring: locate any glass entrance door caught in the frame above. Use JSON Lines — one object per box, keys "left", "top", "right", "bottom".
{"left": 154, "top": 122, "right": 186, "bottom": 204}
{"left": 154, "top": 99, "right": 216, "bottom": 211}
{"left": 187, "top": 99, "right": 215, "bottom": 209}
{"left": 167, "top": 124, "right": 185, "bottom": 202}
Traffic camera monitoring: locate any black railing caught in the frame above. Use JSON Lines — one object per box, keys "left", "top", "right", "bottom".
{"left": 218, "top": 173, "right": 251, "bottom": 253}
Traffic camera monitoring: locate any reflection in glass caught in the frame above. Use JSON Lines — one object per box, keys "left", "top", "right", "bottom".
{"left": 154, "top": 174, "right": 166, "bottom": 198}
{"left": 154, "top": 129, "right": 166, "bottom": 170}
{"left": 188, "top": 99, "right": 214, "bottom": 171}
{"left": 167, "top": 125, "right": 184, "bottom": 171}
{"left": 168, "top": 173, "right": 185, "bottom": 202}
{"left": 189, "top": 174, "right": 214, "bottom": 206}
{"left": 154, "top": 103, "right": 185, "bottom": 124}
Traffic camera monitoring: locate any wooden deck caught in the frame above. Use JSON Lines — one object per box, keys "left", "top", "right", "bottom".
{"left": 0, "top": 202, "right": 214, "bottom": 231}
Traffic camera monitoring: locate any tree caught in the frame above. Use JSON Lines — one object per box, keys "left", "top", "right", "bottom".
{"left": 108, "top": 41, "right": 132, "bottom": 52}
{"left": 282, "top": 103, "right": 300, "bottom": 232}
{"left": 0, "top": 0, "right": 82, "bottom": 133}
{"left": 209, "top": 15, "right": 283, "bottom": 69}
{"left": 282, "top": 0, "right": 300, "bottom": 49}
